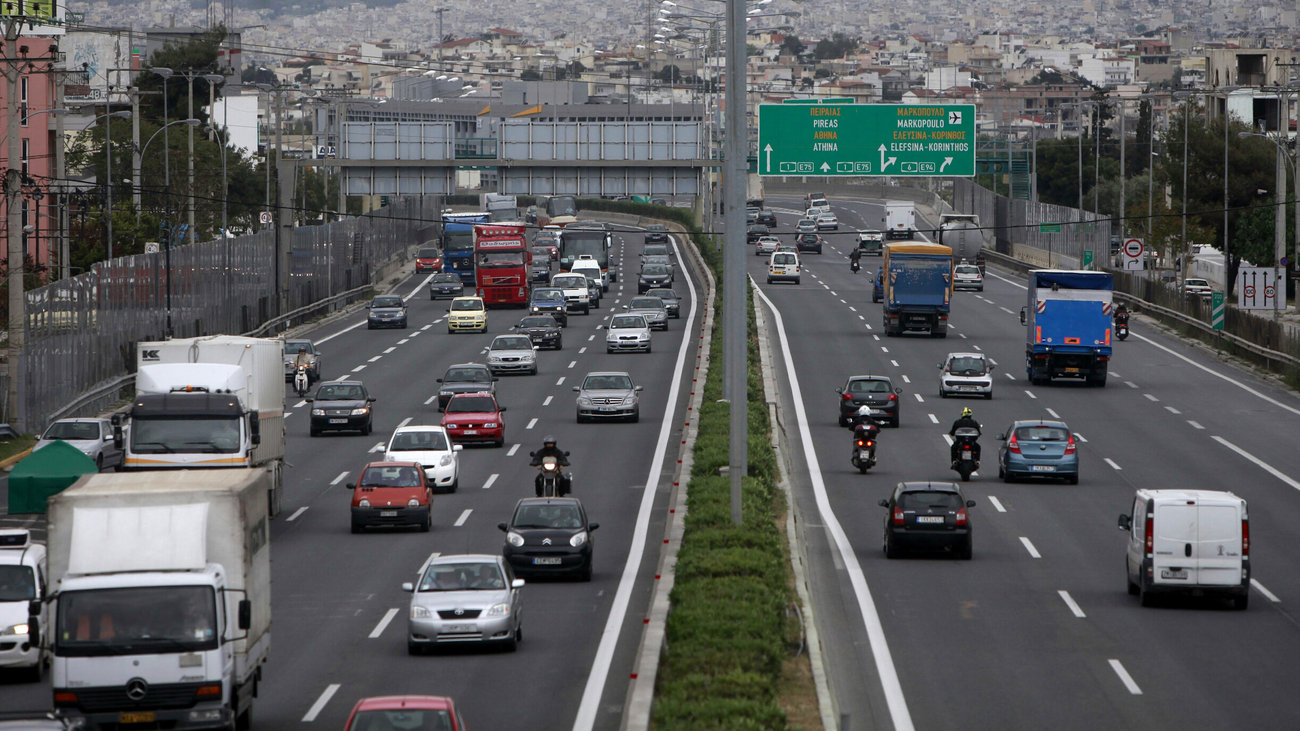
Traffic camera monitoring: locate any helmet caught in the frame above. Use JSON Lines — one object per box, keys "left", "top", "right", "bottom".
{"left": 961, "top": 408, "right": 973, "bottom": 418}
{"left": 298, "top": 345, "right": 307, "bottom": 352}
{"left": 543, "top": 435, "right": 557, "bottom": 447}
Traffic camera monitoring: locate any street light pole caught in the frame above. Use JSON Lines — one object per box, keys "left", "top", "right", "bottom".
{"left": 724, "top": 0, "right": 747, "bottom": 524}
{"left": 1219, "top": 85, "right": 1240, "bottom": 294}
{"left": 137, "top": 118, "right": 200, "bottom": 338}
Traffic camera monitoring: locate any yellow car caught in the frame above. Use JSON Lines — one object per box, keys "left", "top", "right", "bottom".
{"left": 447, "top": 296, "right": 488, "bottom": 333}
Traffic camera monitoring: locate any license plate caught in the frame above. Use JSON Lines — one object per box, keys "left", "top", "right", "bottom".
{"left": 1064, "top": 367, "right": 1080, "bottom": 373}
{"left": 1161, "top": 569, "right": 1188, "bottom": 580}
{"left": 598, "top": 406, "right": 619, "bottom": 412}
{"left": 329, "top": 418, "right": 347, "bottom": 424}
{"left": 962, "top": 450, "right": 972, "bottom": 458}
{"left": 915, "top": 515, "right": 944, "bottom": 524}
{"left": 119, "top": 712, "right": 156, "bottom": 724}
{"left": 380, "top": 510, "right": 397, "bottom": 517}
{"left": 444, "top": 623, "right": 475, "bottom": 633}
{"left": 859, "top": 450, "right": 872, "bottom": 459}
{"left": 533, "top": 557, "right": 563, "bottom": 565}
{"left": 1031, "top": 465, "right": 1056, "bottom": 472}
{"left": 463, "top": 429, "right": 479, "bottom": 435}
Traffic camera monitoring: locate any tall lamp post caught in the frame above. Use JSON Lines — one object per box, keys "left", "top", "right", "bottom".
{"left": 97, "top": 108, "right": 133, "bottom": 261}
{"left": 1218, "top": 85, "right": 1241, "bottom": 293}
{"left": 138, "top": 118, "right": 202, "bottom": 337}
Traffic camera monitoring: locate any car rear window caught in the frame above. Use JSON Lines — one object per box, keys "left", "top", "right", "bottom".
{"left": 444, "top": 367, "right": 490, "bottom": 382}
{"left": 390, "top": 431, "right": 449, "bottom": 451}
{"left": 946, "top": 357, "right": 986, "bottom": 375}
{"left": 432, "top": 273, "right": 460, "bottom": 283}
{"left": 848, "top": 379, "right": 890, "bottom": 393}
{"left": 446, "top": 396, "right": 496, "bottom": 413}
{"left": 1015, "top": 426, "right": 1069, "bottom": 442}
{"left": 898, "top": 491, "right": 962, "bottom": 510}
{"left": 630, "top": 297, "right": 663, "bottom": 308}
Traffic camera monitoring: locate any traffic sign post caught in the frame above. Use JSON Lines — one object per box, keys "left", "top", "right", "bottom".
{"left": 1122, "top": 237, "right": 1144, "bottom": 272}
{"left": 1211, "top": 291, "right": 1225, "bottom": 330}
{"left": 757, "top": 103, "right": 976, "bottom": 177}
{"left": 1082, "top": 249, "right": 1094, "bottom": 269}
{"left": 1237, "top": 266, "right": 1278, "bottom": 310}
{"left": 1039, "top": 223, "right": 1062, "bottom": 233}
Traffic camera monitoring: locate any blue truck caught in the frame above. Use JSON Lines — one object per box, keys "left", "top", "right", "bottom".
{"left": 1019, "top": 269, "right": 1114, "bottom": 386}
{"left": 442, "top": 212, "right": 490, "bottom": 284}
{"left": 881, "top": 242, "right": 953, "bottom": 337}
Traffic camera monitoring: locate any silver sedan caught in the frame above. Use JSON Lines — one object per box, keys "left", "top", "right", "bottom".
{"left": 403, "top": 554, "right": 524, "bottom": 654}
{"left": 487, "top": 334, "right": 539, "bottom": 375}
{"left": 34, "top": 418, "right": 121, "bottom": 471}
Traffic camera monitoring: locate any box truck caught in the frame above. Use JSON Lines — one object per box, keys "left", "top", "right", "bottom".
{"left": 884, "top": 201, "right": 916, "bottom": 240}
{"left": 881, "top": 242, "right": 953, "bottom": 336}
{"left": 1018, "top": 270, "right": 1114, "bottom": 386}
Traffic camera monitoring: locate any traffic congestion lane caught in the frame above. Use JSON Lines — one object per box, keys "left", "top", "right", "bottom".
{"left": 254, "top": 228, "right": 701, "bottom": 729}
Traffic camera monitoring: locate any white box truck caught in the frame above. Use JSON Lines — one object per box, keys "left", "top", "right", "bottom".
{"left": 117, "top": 336, "right": 285, "bottom": 516}
{"left": 482, "top": 193, "right": 518, "bottom": 222}
{"left": 884, "top": 201, "right": 915, "bottom": 240}
{"left": 45, "top": 469, "right": 271, "bottom": 729}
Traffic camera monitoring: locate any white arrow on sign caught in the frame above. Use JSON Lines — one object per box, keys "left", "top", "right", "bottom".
{"left": 820, "top": 162, "right": 830, "bottom": 172}
{"left": 878, "top": 144, "right": 897, "bottom": 171}
{"left": 764, "top": 143, "right": 773, "bottom": 171}
{"left": 940, "top": 157, "right": 953, "bottom": 173}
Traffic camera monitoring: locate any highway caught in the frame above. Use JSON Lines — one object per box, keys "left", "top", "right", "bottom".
{"left": 1, "top": 225, "right": 705, "bottom": 730}
{"left": 755, "top": 194, "right": 1300, "bottom": 730}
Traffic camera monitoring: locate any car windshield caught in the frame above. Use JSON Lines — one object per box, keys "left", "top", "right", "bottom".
{"left": 947, "top": 357, "right": 986, "bottom": 375}
{"left": 848, "top": 379, "right": 890, "bottom": 393}
{"left": 646, "top": 289, "right": 677, "bottom": 301}
{"left": 584, "top": 374, "right": 633, "bottom": 390}
{"left": 798, "top": 219, "right": 814, "bottom": 227}
{"left": 389, "top": 430, "right": 450, "bottom": 452}
{"left": 317, "top": 384, "right": 365, "bottom": 400}
{"left": 478, "top": 251, "right": 525, "bottom": 268}
{"left": 798, "top": 234, "right": 817, "bottom": 243}
{"left": 1015, "top": 426, "right": 1070, "bottom": 442}
{"left": 630, "top": 297, "right": 663, "bottom": 309}
{"left": 533, "top": 290, "right": 563, "bottom": 303}
{"left": 643, "top": 246, "right": 669, "bottom": 256}
{"left": 372, "top": 296, "right": 403, "bottom": 308}
{"left": 647, "top": 225, "right": 666, "bottom": 232}
{"left": 444, "top": 368, "right": 489, "bottom": 383}
{"left": 519, "top": 316, "right": 556, "bottom": 328}
{"left": 451, "top": 299, "right": 483, "bottom": 311}
{"left": 286, "top": 340, "right": 314, "bottom": 354}
{"left": 897, "top": 491, "right": 962, "bottom": 510}
{"left": 492, "top": 336, "right": 532, "bottom": 350}
{"left": 43, "top": 421, "right": 100, "bottom": 440}
{"left": 418, "top": 562, "right": 505, "bottom": 592}
{"left": 611, "top": 316, "right": 646, "bottom": 329}
{"left": 1186, "top": 279, "right": 1209, "bottom": 287}
{"left": 445, "top": 396, "right": 495, "bottom": 413}
{"left": 359, "top": 465, "right": 422, "bottom": 487}
{"left": 0, "top": 564, "right": 36, "bottom": 601}
{"left": 640, "top": 265, "right": 671, "bottom": 276}
{"left": 643, "top": 256, "right": 671, "bottom": 266}
{"left": 417, "top": 247, "right": 441, "bottom": 258}
{"left": 553, "top": 276, "right": 585, "bottom": 288}
{"left": 512, "top": 503, "right": 584, "bottom": 529}
{"left": 349, "top": 709, "right": 454, "bottom": 730}
{"left": 432, "top": 273, "right": 460, "bottom": 283}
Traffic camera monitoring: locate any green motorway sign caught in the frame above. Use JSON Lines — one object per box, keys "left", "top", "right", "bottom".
{"left": 758, "top": 103, "right": 976, "bottom": 177}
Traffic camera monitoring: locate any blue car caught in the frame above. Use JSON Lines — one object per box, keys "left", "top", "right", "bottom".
{"left": 872, "top": 268, "right": 884, "bottom": 303}
{"left": 995, "top": 419, "right": 1079, "bottom": 484}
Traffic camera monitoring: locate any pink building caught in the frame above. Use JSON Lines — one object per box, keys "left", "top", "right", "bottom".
{"left": 0, "top": 35, "right": 59, "bottom": 276}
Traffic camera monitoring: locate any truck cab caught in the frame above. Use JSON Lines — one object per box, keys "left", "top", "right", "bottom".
{"left": 0, "top": 530, "right": 46, "bottom": 681}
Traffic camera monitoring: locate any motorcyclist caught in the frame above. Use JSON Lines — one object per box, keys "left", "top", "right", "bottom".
{"left": 529, "top": 435, "right": 571, "bottom": 496}
{"left": 293, "top": 345, "right": 313, "bottom": 372}
{"left": 1114, "top": 303, "right": 1130, "bottom": 325}
{"left": 948, "top": 407, "right": 982, "bottom": 465}
{"left": 849, "top": 246, "right": 862, "bottom": 272}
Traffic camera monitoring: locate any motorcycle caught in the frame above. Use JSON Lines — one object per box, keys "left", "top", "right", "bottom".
{"left": 850, "top": 421, "right": 879, "bottom": 473}
{"left": 1115, "top": 315, "right": 1129, "bottom": 341}
{"left": 294, "top": 364, "right": 310, "bottom": 398}
{"left": 530, "top": 453, "right": 572, "bottom": 497}
{"left": 951, "top": 427, "right": 980, "bottom": 482}
{"left": 850, "top": 256, "right": 861, "bottom": 274}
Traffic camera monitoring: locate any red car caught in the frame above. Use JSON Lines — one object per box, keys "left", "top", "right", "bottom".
{"left": 350, "top": 461, "right": 433, "bottom": 533}
{"left": 343, "top": 695, "right": 467, "bottom": 731}
{"left": 415, "top": 245, "right": 443, "bottom": 272}
{"left": 441, "top": 393, "right": 506, "bottom": 447}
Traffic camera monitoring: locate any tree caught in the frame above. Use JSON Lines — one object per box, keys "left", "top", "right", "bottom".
{"left": 655, "top": 65, "right": 683, "bottom": 84}
{"left": 780, "top": 35, "right": 805, "bottom": 57}
{"left": 521, "top": 69, "right": 541, "bottom": 81}
{"left": 814, "top": 68, "right": 831, "bottom": 79}
{"left": 813, "top": 33, "right": 858, "bottom": 60}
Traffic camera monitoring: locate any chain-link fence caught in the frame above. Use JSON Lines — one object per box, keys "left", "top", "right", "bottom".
{"left": 15, "top": 195, "right": 440, "bottom": 433}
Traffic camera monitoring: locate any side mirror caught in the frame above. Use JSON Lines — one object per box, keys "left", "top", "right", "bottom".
{"left": 894, "top": 387, "right": 903, "bottom": 395}
{"left": 113, "top": 424, "right": 124, "bottom": 450}
{"left": 111, "top": 413, "right": 123, "bottom": 427}
{"left": 26, "top": 605, "right": 39, "bottom": 647}
{"left": 238, "top": 599, "right": 251, "bottom": 631}
{"left": 572, "top": 386, "right": 580, "bottom": 392}
{"left": 436, "top": 378, "right": 443, "bottom": 383}
{"left": 597, "top": 325, "right": 605, "bottom": 330}
{"left": 835, "top": 387, "right": 843, "bottom": 394}
{"left": 499, "top": 406, "right": 507, "bottom": 412}
{"left": 634, "top": 386, "right": 643, "bottom": 392}
{"left": 589, "top": 522, "right": 600, "bottom": 531}
{"left": 996, "top": 433, "right": 1006, "bottom": 441}
{"left": 989, "top": 363, "right": 996, "bottom": 371}
{"left": 1118, "top": 514, "right": 1131, "bottom": 531}
{"left": 367, "top": 397, "right": 377, "bottom": 403}
{"left": 498, "top": 522, "right": 509, "bottom": 532}
{"left": 937, "top": 363, "right": 943, "bottom": 369}
{"left": 248, "top": 411, "right": 261, "bottom": 446}
{"left": 511, "top": 578, "right": 526, "bottom": 589}
{"left": 877, "top": 499, "right": 890, "bottom": 508}
{"left": 401, "top": 582, "right": 414, "bottom": 592}
{"left": 1018, "top": 307, "right": 1027, "bottom": 325}
{"left": 452, "top": 444, "right": 463, "bottom": 452}
{"left": 492, "top": 377, "right": 500, "bottom": 382}
{"left": 966, "top": 500, "right": 977, "bottom": 508}
{"left": 305, "top": 398, "right": 313, "bottom": 403}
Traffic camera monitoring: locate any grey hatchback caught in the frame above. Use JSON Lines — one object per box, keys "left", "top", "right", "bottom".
{"left": 837, "top": 375, "right": 901, "bottom": 427}
{"left": 878, "top": 481, "right": 975, "bottom": 559}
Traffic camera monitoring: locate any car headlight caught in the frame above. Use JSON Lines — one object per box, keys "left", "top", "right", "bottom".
{"left": 488, "top": 354, "right": 503, "bottom": 362}
{"left": 577, "top": 396, "right": 593, "bottom": 406}
{"left": 623, "top": 395, "right": 638, "bottom": 405}
{"left": 0, "top": 622, "right": 29, "bottom": 636}
{"left": 483, "top": 422, "right": 498, "bottom": 428}
{"left": 410, "top": 604, "right": 432, "bottom": 619}
{"left": 350, "top": 407, "right": 370, "bottom": 416}
{"left": 484, "top": 602, "right": 511, "bottom": 617}
{"left": 311, "top": 408, "right": 324, "bottom": 416}
{"left": 439, "top": 454, "right": 454, "bottom": 467}
{"left": 570, "top": 531, "right": 588, "bottom": 547}
{"left": 358, "top": 498, "right": 371, "bottom": 507}
{"left": 506, "top": 531, "right": 524, "bottom": 547}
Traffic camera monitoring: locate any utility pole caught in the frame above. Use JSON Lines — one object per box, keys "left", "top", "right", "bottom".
{"left": 724, "top": 0, "right": 746, "bottom": 524}
{"left": 434, "top": 8, "right": 447, "bottom": 72}
{"left": 54, "top": 59, "right": 67, "bottom": 280}
{"left": 4, "top": 17, "right": 25, "bottom": 430}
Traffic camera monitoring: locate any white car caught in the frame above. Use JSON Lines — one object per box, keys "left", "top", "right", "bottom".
{"left": 795, "top": 218, "right": 818, "bottom": 234}
{"left": 1183, "top": 278, "right": 1213, "bottom": 299}
{"left": 0, "top": 529, "right": 46, "bottom": 680}
{"left": 486, "top": 334, "right": 539, "bottom": 375}
{"left": 384, "top": 425, "right": 463, "bottom": 491}
{"left": 571, "top": 256, "right": 608, "bottom": 292}
{"left": 605, "top": 313, "right": 652, "bottom": 353}
{"left": 767, "top": 251, "right": 801, "bottom": 284}
{"left": 551, "top": 273, "right": 591, "bottom": 315}
{"left": 816, "top": 213, "right": 839, "bottom": 231}
{"left": 755, "top": 235, "right": 780, "bottom": 256}
{"left": 953, "top": 263, "right": 984, "bottom": 291}
{"left": 938, "top": 352, "right": 994, "bottom": 399}
{"left": 34, "top": 417, "right": 122, "bottom": 471}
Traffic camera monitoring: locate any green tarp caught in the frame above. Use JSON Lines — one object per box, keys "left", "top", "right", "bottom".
{"left": 7, "top": 440, "right": 98, "bottom": 514}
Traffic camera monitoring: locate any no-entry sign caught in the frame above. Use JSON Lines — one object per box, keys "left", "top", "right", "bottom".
{"left": 1123, "top": 238, "right": 1144, "bottom": 258}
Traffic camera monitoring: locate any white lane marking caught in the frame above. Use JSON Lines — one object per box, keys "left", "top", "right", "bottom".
{"left": 749, "top": 284, "right": 915, "bottom": 731}
{"left": 1058, "top": 590, "right": 1087, "bottom": 618}
{"left": 959, "top": 333, "right": 968, "bottom": 339}
{"left": 1125, "top": 381, "right": 1139, "bottom": 389}
{"left": 1251, "top": 578, "right": 1281, "bottom": 602}
{"left": 999, "top": 306, "right": 1014, "bottom": 314}
{"left": 399, "top": 339, "right": 410, "bottom": 344}
{"left": 928, "top": 413, "right": 939, "bottom": 424}
{"left": 942, "top": 434, "right": 954, "bottom": 447}
{"left": 1046, "top": 408, "right": 1060, "bottom": 419}
{"left": 409, "top": 330, "right": 421, "bottom": 337}
{"left": 849, "top": 306, "right": 857, "bottom": 312}
{"left": 293, "top": 400, "right": 307, "bottom": 408}
{"left": 901, "top": 375, "right": 910, "bottom": 384}
{"left": 331, "top": 472, "right": 350, "bottom": 486}
{"left": 556, "top": 377, "right": 566, "bottom": 386}
{"left": 1188, "top": 420, "right": 1205, "bottom": 430}
{"left": 302, "top": 683, "right": 341, "bottom": 722}
{"left": 397, "top": 417, "right": 412, "bottom": 429}
{"left": 383, "top": 347, "right": 397, "bottom": 354}
{"left": 1104, "top": 458, "right": 1122, "bottom": 470}
{"left": 1019, "top": 536, "right": 1042, "bottom": 558}
{"left": 858, "top": 315, "right": 865, "bottom": 321}
{"left": 588, "top": 334, "right": 595, "bottom": 341}
{"left": 890, "top": 360, "right": 899, "bottom": 367}
{"left": 420, "top": 324, "right": 432, "bottom": 331}
{"left": 865, "top": 323, "right": 873, "bottom": 331}
{"left": 482, "top": 473, "right": 498, "bottom": 489}
{"left": 576, "top": 225, "right": 702, "bottom": 731}
{"left": 526, "top": 418, "right": 538, "bottom": 430}
{"left": 368, "top": 355, "right": 382, "bottom": 363}
{"left": 1074, "top": 432, "right": 1088, "bottom": 443}
{"left": 1004, "top": 373, "right": 1016, "bottom": 381}
{"left": 351, "top": 364, "right": 367, "bottom": 372}
{"left": 507, "top": 443, "right": 520, "bottom": 457}
{"left": 1131, "top": 330, "right": 1300, "bottom": 416}
{"left": 1144, "top": 393, "right": 1159, "bottom": 402}
{"left": 424, "top": 393, "right": 438, "bottom": 406}
{"left": 568, "top": 360, "right": 577, "bottom": 369}
{"left": 987, "top": 495, "right": 1007, "bottom": 513}
{"left": 913, "top": 393, "right": 924, "bottom": 403}
{"left": 1213, "top": 436, "right": 1300, "bottom": 492}
{"left": 973, "top": 344, "right": 982, "bottom": 351}
{"left": 368, "top": 608, "right": 399, "bottom": 639}
{"left": 543, "top": 395, "right": 554, "bottom": 407}
{"left": 286, "top": 506, "right": 309, "bottom": 522}
{"left": 454, "top": 509, "right": 472, "bottom": 527}
{"left": 579, "top": 346, "right": 587, "bottom": 354}
{"left": 1108, "top": 659, "right": 1143, "bottom": 695}
{"left": 368, "top": 442, "right": 384, "bottom": 453}
{"left": 1025, "top": 390, "right": 1037, "bottom": 400}
{"left": 1165, "top": 406, "right": 1181, "bottom": 414}
{"left": 880, "top": 347, "right": 890, "bottom": 354}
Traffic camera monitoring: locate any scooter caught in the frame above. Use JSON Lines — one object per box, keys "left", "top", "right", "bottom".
{"left": 1115, "top": 317, "right": 1129, "bottom": 341}
{"left": 951, "top": 427, "right": 980, "bottom": 482}
{"left": 850, "top": 257, "right": 861, "bottom": 274}
{"left": 531, "top": 453, "right": 572, "bottom": 497}
{"left": 294, "top": 364, "right": 310, "bottom": 398}
{"left": 850, "top": 421, "right": 879, "bottom": 473}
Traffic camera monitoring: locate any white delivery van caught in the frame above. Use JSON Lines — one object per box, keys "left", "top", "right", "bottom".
{"left": 1118, "top": 489, "right": 1249, "bottom": 609}
{"left": 570, "top": 256, "right": 607, "bottom": 292}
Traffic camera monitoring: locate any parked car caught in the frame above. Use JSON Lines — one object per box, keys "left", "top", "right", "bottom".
{"left": 34, "top": 417, "right": 122, "bottom": 470}
{"left": 513, "top": 314, "right": 563, "bottom": 350}
{"left": 575, "top": 370, "right": 642, "bottom": 422}
{"left": 308, "top": 380, "right": 376, "bottom": 436}
{"left": 529, "top": 287, "right": 569, "bottom": 327}
{"left": 487, "top": 334, "right": 539, "bottom": 376}
{"left": 367, "top": 294, "right": 408, "bottom": 329}
{"left": 499, "top": 497, "right": 599, "bottom": 581}
{"left": 837, "top": 375, "right": 901, "bottom": 427}
{"left": 429, "top": 271, "right": 464, "bottom": 299}
{"left": 878, "top": 481, "right": 975, "bottom": 559}
{"left": 435, "top": 363, "right": 497, "bottom": 411}
{"left": 644, "top": 223, "right": 670, "bottom": 244}
{"left": 414, "top": 245, "right": 443, "bottom": 272}
{"left": 441, "top": 393, "right": 506, "bottom": 447}
{"left": 938, "top": 352, "right": 994, "bottom": 399}
{"left": 645, "top": 287, "right": 681, "bottom": 318}
{"left": 446, "top": 296, "right": 488, "bottom": 333}
{"left": 384, "top": 425, "right": 462, "bottom": 492}
{"left": 344, "top": 695, "right": 469, "bottom": 730}
{"left": 350, "top": 461, "right": 432, "bottom": 533}
{"left": 995, "top": 419, "right": 1079, "bottom": 484}
{"left": 604, "top": 314, "right": 652, "bottom": 354}
{"left": 282, "top": 338, "right": 322, "bottom": 383}
{"left": 401, "top": 554, "right": 523, "bottom": 654}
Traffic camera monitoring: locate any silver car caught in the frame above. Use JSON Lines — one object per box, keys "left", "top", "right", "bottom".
{"left": 938, "top": 352, "right": 995, "bottom": 399}
{"left": 755, "top": 236, "right": 780, "bottom": 256}
{"left": 795, "top": 218, "right": 818, "bottom": 234}
{"left": 625, "top": 296, "right": 669, "bottom": 331}
{"left": 34, "top": 418, "right": 121, "bottom": 470}
{"left": 574, "top": 371, "right": 643, "bottom": 422}
{"left": 605, "top": 314, "right": 652, "bottom": 353}
{"left": 487, "top": 334, "right": 539, "bottom": 375}
{"left": 403, "top": 554, "right": 524, "bottom": 654}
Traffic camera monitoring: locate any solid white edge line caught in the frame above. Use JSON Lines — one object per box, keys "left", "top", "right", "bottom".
{"left": 301, "top": 683, "right": 341, "bottom": 722}
{"left": 1108, "top": 659, "right": 1143, "bottom": 695}
{"left": 368, "top": 608, "right": 399, "bottom": 639}
{"left": 453, "top": 509, "right": 472, "bottom": 527}
{"left": 750, "top": 283, "right": 915, "bottom": 731}
{"left": 572, "top": 226, "right": 701, "bottom": 731}
{"left": 1212, "top": 436, "right": 1300, "bottom": 492}
{"left": 1057, "top": 590, "right": 1086, "bottom": 618}
{"left": 1019, "top": 536, "right": 1042, "bottom": 558}
{"left": 1251, "top": 578, "right": 1281, "bottom": 602}
{"left": 986, "top": 495, "right": 1006, "bottom": 513}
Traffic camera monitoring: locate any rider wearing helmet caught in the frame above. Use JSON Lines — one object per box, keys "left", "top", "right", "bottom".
{"left": 293, "top": 344, "right": 313, "bottom": 371}
{"left": 529, "top": 435, "right": 571, "bottom": 496}
{"left": 948, "top": 407, "right": 982, "bottom": 464}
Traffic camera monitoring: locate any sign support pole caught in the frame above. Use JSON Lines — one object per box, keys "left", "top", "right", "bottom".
{"left": 724, "top": 0, "right": 747, "bottom": 525}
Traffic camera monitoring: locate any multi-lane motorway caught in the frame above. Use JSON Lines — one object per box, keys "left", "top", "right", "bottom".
{"left": 755, "top": 195, "right": 1300, "bottom": 730}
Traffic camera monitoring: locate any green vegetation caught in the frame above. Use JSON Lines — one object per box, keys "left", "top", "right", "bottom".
{"left": 0, "top": 435, "right": 37, "bottom": 465}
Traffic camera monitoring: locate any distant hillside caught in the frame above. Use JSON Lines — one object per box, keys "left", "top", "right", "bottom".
{"left": 232, "top": 0, "right": 403, "bottom": 14}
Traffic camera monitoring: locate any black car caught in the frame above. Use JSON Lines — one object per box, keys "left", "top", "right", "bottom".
{"left": 637, "top": 264, "right": 674, "bottom": 293}
{"left": 645, "top": 287, "right": 681, "bottom": 318}
{"left": 795, "top": 232, "right": 823, "bottom": 254}
{"left": 644, "top": 224, "right": 670, "bottom": 244}
{"left": 498, "top": 497, "right": 599, "bottom": 581}
{"left": 435, "top": 363, "right": 497, "bottom": 411}
{"left": 308, "top": 380, "right": 376, "bottom": 436}
{"left": 428, "top": 272, "right": 463, "bottom": 300}
{"left": 755, "top": 210, "right": 777, "bottom": 228}
{"left": 837, "top": 375, "right": 901, "bottom": 427}
{"left": 531, "top": 256, "right": 552, "bottom": 282}
{"left": 747, "top": 224, "right": 769, "bottom": 244}
{"left": 513, "top": 314, "right": 563, "bottom": 350}
{"left": 529, "top": 287, "right": 569, "bottom": 327}
{"left": 641, "top": 244, "right": 672, "bottom": 260}
{"left": 367, "top": 294, "right": 408, "bottom": 329}
{"left": 878, "top": 481, "right": 975, "bottom": 559}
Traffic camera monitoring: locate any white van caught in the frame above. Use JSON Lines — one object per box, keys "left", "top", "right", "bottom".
{"left": 570, "top": 256, "right": 607, "bottom": 292}
{"left": 1117, "top": 489, "right": 1249, "bottom": 609}
{"left": 0, "top": 529, "right": 47, "bottom": 679}
{"left": 767, "top": 251, "right": 801, "bottom": 285}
